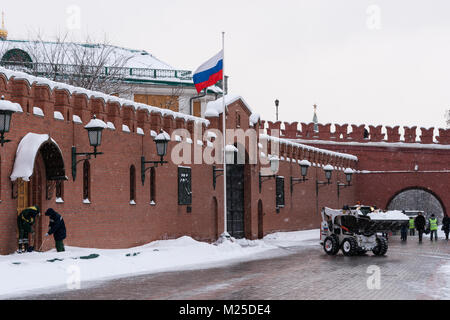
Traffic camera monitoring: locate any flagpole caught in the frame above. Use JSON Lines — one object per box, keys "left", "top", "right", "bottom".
{"left": 222, "top": 31, "right": 229, "bottom": 238}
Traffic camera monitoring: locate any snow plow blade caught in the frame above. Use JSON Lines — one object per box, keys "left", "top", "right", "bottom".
{"left": 339, "top": 215, "right": 408, "bottom": 234}
{"left": 361, "top": 219, "right": 408, "bottom": 233}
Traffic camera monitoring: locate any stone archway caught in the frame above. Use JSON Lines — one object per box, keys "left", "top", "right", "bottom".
{"left": 387, "top": 187, "right": 446, "bottom": 220}
{"left": 11, "top": 134, "right": 67, "bottom": 250}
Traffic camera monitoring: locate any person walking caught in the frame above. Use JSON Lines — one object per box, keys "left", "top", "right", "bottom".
{"left": 400, "top": 222, "right": 408, "bottom": 242}
{"left": 415, "top": 212, "right": 426, "bottom": 243}
{"left": 409, "top": 217, "right": 416, "bottom": 236}
{"left": 44, "top": 208, "right": 67, "bottom": 252}
{"left": 429, "top": 214, "right": 439, "bottom": 242}
{"left": 17, "top": 206, "right": 40, "bottom": 253}
{"left": 442, "top": 214, "right": 450, "bottom": 241}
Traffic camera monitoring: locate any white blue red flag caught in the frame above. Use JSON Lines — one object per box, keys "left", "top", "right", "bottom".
{"left": 193, "top": 50, "right": 224, "bottom": 94}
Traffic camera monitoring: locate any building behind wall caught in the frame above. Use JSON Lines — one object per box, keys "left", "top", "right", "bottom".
{"left": 0, "top": 19, "right": 222, "bottom": 118}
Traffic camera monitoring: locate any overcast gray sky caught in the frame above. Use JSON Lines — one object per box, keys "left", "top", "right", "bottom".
{"left": 3, "top": 0, "right": 450, "bottom": 129}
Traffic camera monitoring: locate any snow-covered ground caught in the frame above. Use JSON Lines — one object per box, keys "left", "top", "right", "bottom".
{"left": 0, "top": 230, "right": 319, "bottom": 299}
{"left": 432, "top": 230, "right": 450, "bottom": 299}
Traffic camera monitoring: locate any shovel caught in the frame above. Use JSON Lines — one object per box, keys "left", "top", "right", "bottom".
{"left": 38, "top": 237, "right": 50, "bottom": 253}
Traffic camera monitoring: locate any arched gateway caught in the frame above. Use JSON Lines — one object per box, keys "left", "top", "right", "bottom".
{"left": 11, "top": 133, "right": 67, "bottom": 249}
{"left": 387, "top": 187, "right": 446, "bottom": 220}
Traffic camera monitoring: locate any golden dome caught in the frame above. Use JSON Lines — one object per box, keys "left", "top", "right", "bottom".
{"left": 0, "top": 29, "right": 7, "bottom": 40}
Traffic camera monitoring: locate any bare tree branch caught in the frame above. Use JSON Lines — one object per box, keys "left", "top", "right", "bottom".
{"left": 20, "top": 31, "right": 133, "bottom": 95}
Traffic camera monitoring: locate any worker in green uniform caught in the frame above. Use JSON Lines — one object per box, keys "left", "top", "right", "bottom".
{"left": 17, "top": 206, "right": 40, "bottom": 253}
{"left": 409, "top": 217, "right": 416, "bottom": 236}
{"left": 429, "top": 214, "right": 439, "bottom": 242}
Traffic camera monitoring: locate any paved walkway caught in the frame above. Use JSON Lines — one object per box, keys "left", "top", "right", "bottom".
{"left": 16, "top": 237, "right": 450, "bottom": 300}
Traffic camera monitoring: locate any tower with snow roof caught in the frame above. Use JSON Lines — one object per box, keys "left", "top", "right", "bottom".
{"left": 446, "top": 109, "right": 450, "bottom": 129}
{"left": 313, "top": 104, "right": 319, "bottom": 132}
{"left": 0, "top": 12, "right": 7, "bottom": 40}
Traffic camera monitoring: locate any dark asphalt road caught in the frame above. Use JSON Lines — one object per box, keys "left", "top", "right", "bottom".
{"left": 13, "top": 236, "right": 450, "bottom": 300}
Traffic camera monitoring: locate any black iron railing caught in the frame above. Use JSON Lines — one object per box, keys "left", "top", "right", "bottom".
{"left": 0, "top": 61, "right": 193, "bottom": 81}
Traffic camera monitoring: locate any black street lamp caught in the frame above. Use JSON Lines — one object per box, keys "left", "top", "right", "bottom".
{"left": 259, "top": 155, "right": 280, "bottom": 193}
{"left": 275, "top": 99, "right": 280, "bottom": 122}
{"left": 291, "top": 160, "right": 311, "bottom": 193}
{"left": 316, "top": 164, "right": 334, "bottom": 196}
{"left": 72, "top": 116, "right": 106, "bottom": 181}
{"left": 337, "top": 168, "right": 354, "bottom": 199}
{"left": 0, "top": 96, "right": 18, "bottom": 147}
{"left": 141, "top": 130, "right": 170, "bottom": 185}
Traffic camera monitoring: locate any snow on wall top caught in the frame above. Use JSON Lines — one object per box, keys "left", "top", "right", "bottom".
{"left": 0, "top": 98, "right": 21, "bottom": 112}
{"left": 10, "top": 133, "right": 62, "bottom": 182}
{"left": 0, "top": 66, "right": 210, "bottom": 126}
{"left": 260, "top": 133, "right": 358, "bottom": 162}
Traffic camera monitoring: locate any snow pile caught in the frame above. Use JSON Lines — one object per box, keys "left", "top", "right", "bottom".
{"left": 73, "top": 115, "right": 82, "bottom": 124}
{"left": 368, "top": 210, "right": 410, "bottom": 221}
{"left": 264, "top": 229, "right": 319, "bottom": 247}
{"left": 0, "top": 229, "right": 319, "bottom": 298}
{"left": 33, "top": 107, "right": 44, "bottom": 117}
{"left": 10, "top": 133, "right": 62, "bottom": 182}
{"left": 0, "top": 99, "right": 22, "bottom": 112}
{"left": 54, "top": 111, "right": 64, "bottom": 121}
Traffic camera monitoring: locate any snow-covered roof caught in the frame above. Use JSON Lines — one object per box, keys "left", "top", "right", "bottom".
{"left": 205, "top": 94, "right": 260, "bottom": 126}
{"left": 0, "top": 66, "right": 210, "bottom": 126}
{"left": 10, "top": 133, "right": 63, "bottom": 182}
{"left": 0, "top": 40, "right": 174, "bottom": 70}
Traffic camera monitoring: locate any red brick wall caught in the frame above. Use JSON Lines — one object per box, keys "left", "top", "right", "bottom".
{"left": 304, "top": 143, "right": 450, "bottom": 215}
{"left": 0, "top": 77, "right": 360, "bottom": 254}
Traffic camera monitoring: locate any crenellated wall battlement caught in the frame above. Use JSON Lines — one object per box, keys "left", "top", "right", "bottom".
{"left": 261, "top": 121, "right": 450, "bottom": 145}
{"left": 0, "top": 69, "right": 209, "bottom": 138}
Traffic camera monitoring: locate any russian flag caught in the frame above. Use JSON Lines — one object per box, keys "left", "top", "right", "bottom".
{"left": 193, "top": 50, "right": 223, "bottom": 94}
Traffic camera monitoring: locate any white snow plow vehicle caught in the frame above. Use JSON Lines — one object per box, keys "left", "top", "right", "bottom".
{"left": 320, "top": 206, "right": 409, "bottom": 256}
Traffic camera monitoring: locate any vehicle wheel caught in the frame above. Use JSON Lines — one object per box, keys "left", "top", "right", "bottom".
{"left": 342, "top": 238, "right": 357, "bottom": 256}
{"left": 372, "top": 237, "right": 388, "bottom": 256}
{"left": 356, "top": 249, "right": 367, "bottom": 256}
{"left": 323, "top": 235, "right": 340, "bottom": 256}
